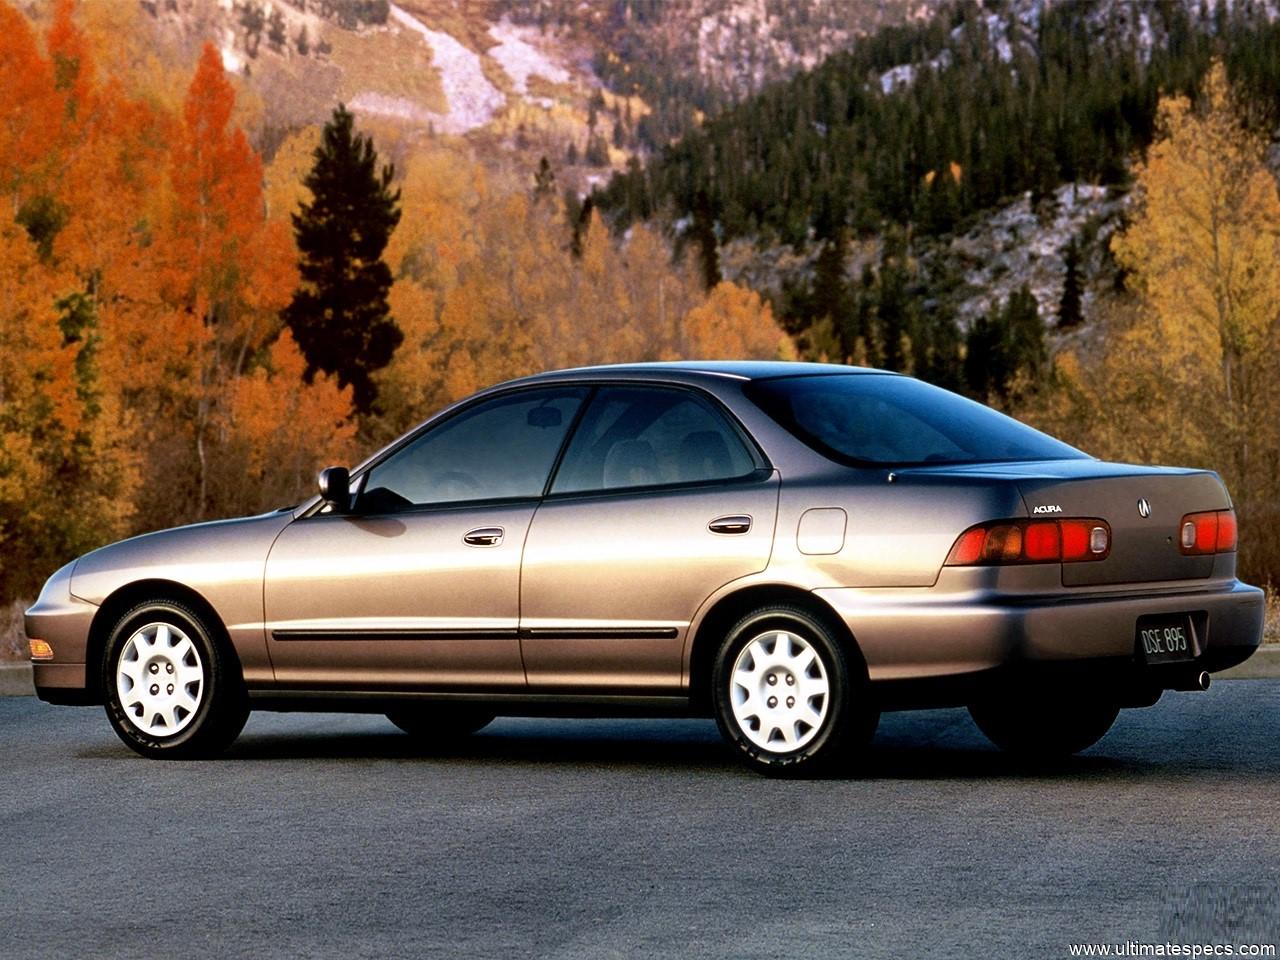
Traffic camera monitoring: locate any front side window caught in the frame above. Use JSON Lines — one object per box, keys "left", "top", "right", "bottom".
{"left": 358, "top": 388, "right": 588, "bottom": 512}
{"left": 746, "top": 373, "right": 1087, "bottom": 467}
{"left": 551, "top": 386, "right": 757, "bottom": 495}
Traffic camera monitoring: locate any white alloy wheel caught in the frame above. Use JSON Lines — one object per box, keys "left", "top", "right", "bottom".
{"left": 115, "top": 622, "right": 205, "bottom": 737}
{"left": 729, "top": 629, "right": 830, "bottom": 752}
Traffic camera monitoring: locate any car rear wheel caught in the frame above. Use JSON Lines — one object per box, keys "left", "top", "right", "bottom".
{"left": 386, "top": 706, "right": 494, "bottom": 742}
{"left": 103, "top": 600, "right": 248, "bottom": 760}
{"left": 968, "top": 688, "right": 1120, "bottom": 757}
{"left": 712, "top": 605, "right": 877, "bottom": 777}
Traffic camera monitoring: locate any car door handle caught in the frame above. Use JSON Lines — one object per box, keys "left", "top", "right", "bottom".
{"left": 463, "top": 527, "right": 504, "bottom": 546}
{"left": 708, "top": 515, "right": 752, "bottom": 535}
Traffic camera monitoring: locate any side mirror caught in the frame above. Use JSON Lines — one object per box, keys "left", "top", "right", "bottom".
{"left": 318, "top": 466, "right": 350, "bottom": 509}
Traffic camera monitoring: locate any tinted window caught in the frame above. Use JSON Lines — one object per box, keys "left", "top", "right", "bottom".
{"left": 747, "top": 374, "right": 1087, "bottom": 466}
{"left": 551, "top": 387, "right": 756, "bottom": 494}
{"left": 359, "top": 389, "right": 587, "bottom": 511}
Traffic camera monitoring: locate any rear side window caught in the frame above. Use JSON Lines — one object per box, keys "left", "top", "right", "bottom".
{"left": 551, "top": 387, "right": 756, "bottom": 494}
{"left": 746, "top": 373, "right": 1087, "bottom": 467}
{"left": 359, "top": 388, "right": 588, "bottom": 512}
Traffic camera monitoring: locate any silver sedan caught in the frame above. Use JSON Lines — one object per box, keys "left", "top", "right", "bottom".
{"left": 25, "top": 362, "right": 1264, "bottom": 775}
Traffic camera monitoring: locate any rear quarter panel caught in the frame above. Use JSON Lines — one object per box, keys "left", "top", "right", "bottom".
{"left": 765, "top": 473, "right": 1027, "bottom": 588}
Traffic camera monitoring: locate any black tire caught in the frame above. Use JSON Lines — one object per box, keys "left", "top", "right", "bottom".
{"left": 968, "top": 687, "right": 1120, "bottom": 757}
{"left": 386, "top": 705, "right": 494, "bottom": 742}
{"left": 102, "top": 600, "right": 249, "bottom": 760}
{"left": 711, "top": 605, "right": 878, "bottom": 777}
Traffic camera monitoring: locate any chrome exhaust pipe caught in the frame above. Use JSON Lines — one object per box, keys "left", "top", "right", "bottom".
{"left": 1172, "top": 671, "right": 1211, "bottom": 692}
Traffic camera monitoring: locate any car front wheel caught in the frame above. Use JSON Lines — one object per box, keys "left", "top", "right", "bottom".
{"left": 102, "top": 600, "right": 249, "bottom": 760}
{"left": 712, "top": 605, "right": 877, "bottom": 777}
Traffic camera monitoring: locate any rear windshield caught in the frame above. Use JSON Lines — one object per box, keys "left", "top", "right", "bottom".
{"left": 746, "top": 373, "right": 1088, "bottom": 467}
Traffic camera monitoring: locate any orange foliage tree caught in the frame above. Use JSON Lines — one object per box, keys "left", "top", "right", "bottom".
{"left": 0, "top": 5, "right": 354, "bottom": 600}
{"left": 0, "top": 2, "right": 139, "bottom": 599}
{"left": 105, "top": 43, "right": 353, "bottom": 528}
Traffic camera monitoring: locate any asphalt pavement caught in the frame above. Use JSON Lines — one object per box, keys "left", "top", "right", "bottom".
{"left": 1, "top": 684, "right": 1278, "bottom": 959}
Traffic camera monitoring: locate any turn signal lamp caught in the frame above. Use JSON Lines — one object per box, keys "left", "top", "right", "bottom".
{"left": 946, "top": 519, "right": 1111, "bottom": 566}
{"left": 29, "top": 639, "right": 53, "bottom": 660}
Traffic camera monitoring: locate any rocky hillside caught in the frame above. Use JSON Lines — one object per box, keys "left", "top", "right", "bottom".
{"left": 130, "top": 0, "right": 925, "bottom": 198}
{"left": 128, "top": 0, "right": 1280, "bottom": 364}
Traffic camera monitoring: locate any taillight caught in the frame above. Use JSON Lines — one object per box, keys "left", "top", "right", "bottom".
{"left": 1179, "top": 509, "right": 1237, "bottom": 555}
{"left": 945, "top": 519, "right": 1111, "bottom": 565}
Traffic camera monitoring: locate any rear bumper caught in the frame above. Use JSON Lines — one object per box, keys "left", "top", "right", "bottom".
{"left": 816, "top": 578, "right": 1265, "bottom": 684}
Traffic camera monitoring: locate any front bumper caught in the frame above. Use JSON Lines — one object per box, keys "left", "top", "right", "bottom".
{"left": 816, "top": 577, "right": 1264, "bottom": 684}
{"left": 24, "top": 561, "right": 99, "bottom": 705}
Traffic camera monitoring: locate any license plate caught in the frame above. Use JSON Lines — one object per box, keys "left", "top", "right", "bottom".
{"left": 1136, "top": 614, "right": 1197, "bottom": 664}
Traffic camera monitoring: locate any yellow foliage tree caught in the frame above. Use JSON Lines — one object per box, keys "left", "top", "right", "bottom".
{"left": 375, "top": 146, "right": 791, "bottom": 439}
{"left": 1042, "top": 61, "right": 1280, "bottom": 581}
{"left": 680, "top": 281, "right": 788, "bottom": 360}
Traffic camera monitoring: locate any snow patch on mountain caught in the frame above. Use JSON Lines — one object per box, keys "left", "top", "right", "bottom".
{"left": 487, "top": 18, "right": 570, "bottom": 95}
{"left": 947, "top": 183, "right": 1124, "bottom": 328}
{"left": 879, "top": 50, "right": 951, "bottom": 94}
{"left": 347, "top": 91, "right": 440, "bottom": 126}
{"left": 383, "top": 4, "right": 505, "bottom": 134}
{"left": 219, "top": 43, "right": 244, "bottom": 74}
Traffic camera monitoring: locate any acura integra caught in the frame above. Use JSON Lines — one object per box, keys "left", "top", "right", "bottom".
{"left": 25, "top": 362, "right": 1263, "bottom": 775}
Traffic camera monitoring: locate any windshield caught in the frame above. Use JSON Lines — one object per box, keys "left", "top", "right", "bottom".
{"left": 746, "top": 373, "right": 1088, "bottom": 467}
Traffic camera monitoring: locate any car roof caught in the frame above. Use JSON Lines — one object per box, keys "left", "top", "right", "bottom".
{"left": 510, "top": 360, "right": 892, "bottom": 385}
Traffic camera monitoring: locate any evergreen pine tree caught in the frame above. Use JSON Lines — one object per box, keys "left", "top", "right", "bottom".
{"left": 585, "top": 133, "right": 610, "bottom": 167}
{"left": 570, "top": 196, "right": 595, "bottom": 258}
{"left": 1003, "top": 284, "right": 1046, "bottom": 387}
{"left": 964, "top": 308, "right": 1006, "bottom": 400}
{"left": 240, "top": 3, "right": 264, "bottom": 58}
{"left": 689, "top": 190, "right": 721, "bottom": 290}
{"left": 810, "top": 229, "right": 849, "bottom": 341}
{"left": 284, "top": 104, "right": 402, "bottom": 414}
{"left": 534, "top": 156, "right": 556, "bottom": 198}
{"left": 965, "top": 285, "right": 1045, "bottom": 400}
{"left": 267, "top": 8, "right": 286, "bottom": 52}
{"left": 1058, "top": 238, "right": 1084, "bottom": 327}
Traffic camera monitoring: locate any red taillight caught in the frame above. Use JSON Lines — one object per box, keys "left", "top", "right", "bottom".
{"left": 945, "top": 518, "right": 1111, "bottom": 566}
{"left": 1217, "top": 510, "right": 1238, "bottom": 551}
{"left": 1023, "top": 522, "right": 1060, "bottom": 561}
{"left": 1180, "top": 509, "right": 1237, "bottom": 555}
{"left": 948, "top": 528, "right": 987, "bottom": 565}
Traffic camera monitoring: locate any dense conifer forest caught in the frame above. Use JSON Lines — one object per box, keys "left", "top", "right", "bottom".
{"left": 597, "top": 3, "right": 1280, "bottom": 247}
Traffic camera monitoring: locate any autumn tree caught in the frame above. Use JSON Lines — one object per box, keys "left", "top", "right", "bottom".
{"left": 106, "top": 45, "right": 353, "bottom": 527}
{"left": 0, "top": 2, "right": 141, "bottom": 601}
{"left": 1041, "top": 61, "right": 1280, "bottom": 582}
{"left": 1111, "top": 60, "right": 1280, "bottom": 579}
{"left": 285, "top": 104, "right": 402, "bottom": 414}
{"left": 0, "top": 7, "right": 356, "bottom": 603}
{"left": 373, "top": 146, "right": 789, "bottom": 440}
{"left": 0, "top": 223, "right": 134, "bottom": 599}
{"left": 681, "top": 281, "right": 786, "bottom": 359}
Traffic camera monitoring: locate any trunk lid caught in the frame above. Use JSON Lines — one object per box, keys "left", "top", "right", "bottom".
{"left": 895, "top": 459, "right": 1231, "bottom": 586}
